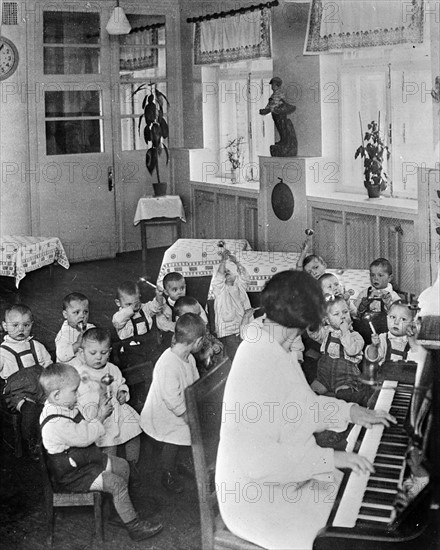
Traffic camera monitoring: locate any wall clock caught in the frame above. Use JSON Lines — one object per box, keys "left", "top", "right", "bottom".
{"left": 0, "top": 36, "right": 19, "bottom": 81}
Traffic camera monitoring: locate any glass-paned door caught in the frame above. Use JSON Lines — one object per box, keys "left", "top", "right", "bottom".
{"left": 35, "top": 7, "right": 117, "bottom": 262}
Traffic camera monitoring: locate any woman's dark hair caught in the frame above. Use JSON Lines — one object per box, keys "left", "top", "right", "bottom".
{"left": 261, "top": 270, "right": 325, "bottom": 329}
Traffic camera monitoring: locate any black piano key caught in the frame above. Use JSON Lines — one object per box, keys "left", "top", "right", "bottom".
{"left": 359, "top": 506, "right": 393, "bottom": 518}
{"left": 372, "top": 466, "right": 401, "bottom": 479}
{"left": 363, "top": 490, "right": 397, "bottom": 504}
{"left": 368, "top": 478, "right": 399, "bottom": 490}
{"left": 378, "top": 444, "right": 406, "bottom": 455}
{"left": 381, "top": 432, "right": 409, "bottom": 445}
{"left": 374, "top": 455, "right": 405, "bottom": 466}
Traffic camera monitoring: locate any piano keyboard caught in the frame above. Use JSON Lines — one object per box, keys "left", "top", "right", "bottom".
{"left": 333, "top": 380, "right": 413, "bottom": 528}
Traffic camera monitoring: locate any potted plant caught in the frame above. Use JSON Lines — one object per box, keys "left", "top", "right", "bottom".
{"left": 225, "top": 136, "right": 245, "bottom": 184}
{"left": 355, "top": 116, "right": 390, "bottom": 199}
{"left": 132, "top": 82, "right": 169, "bottom": 196}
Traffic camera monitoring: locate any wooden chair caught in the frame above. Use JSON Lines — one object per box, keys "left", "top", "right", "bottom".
{"left": 38, "top": 443, "right": 104, "bottom": 548}
{"left": 185, "top": 358, "right": 264, "bottom": 550}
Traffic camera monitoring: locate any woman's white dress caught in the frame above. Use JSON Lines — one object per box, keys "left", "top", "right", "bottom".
{"left": 216, "top": 328, "right": 354, "bottom": 550}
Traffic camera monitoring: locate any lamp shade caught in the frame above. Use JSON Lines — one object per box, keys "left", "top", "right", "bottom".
{"left": 106, "top": 6, "right": 132, "bottom": 35}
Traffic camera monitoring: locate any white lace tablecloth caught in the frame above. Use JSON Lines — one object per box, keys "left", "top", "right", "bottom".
{"left": 157, "top": 239, "right": 371, "bottom": 296}
{"left": 156, "top": 239, "right": 252, "bottom": 289}
{"left": 0, "top": 236, "right": 70, "bottom": 287}
{"left": 206, "top": 263, "right": 369, "bottom": 297}
{"left": 133, "top": 195, "right": 186, "bottom": 225}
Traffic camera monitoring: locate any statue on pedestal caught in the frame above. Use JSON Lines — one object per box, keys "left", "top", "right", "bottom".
{"left": 259, "top": 77, "right": 298, "bottom": 157}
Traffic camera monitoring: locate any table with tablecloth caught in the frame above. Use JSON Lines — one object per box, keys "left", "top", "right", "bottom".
{"left": 0, "top": 236, "right": 70, "bottom": 287}
{"left": 156, "top": 238, "right": 371, "bottom": 296}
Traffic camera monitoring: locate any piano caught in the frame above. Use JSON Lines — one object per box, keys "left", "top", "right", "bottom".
{"left": 313, "top": 344, "right": 440, "bottom": 550}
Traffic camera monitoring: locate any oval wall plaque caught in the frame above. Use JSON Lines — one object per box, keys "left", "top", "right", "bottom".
{"left": 271, "top": 179, "right": 294, "bottom": 221}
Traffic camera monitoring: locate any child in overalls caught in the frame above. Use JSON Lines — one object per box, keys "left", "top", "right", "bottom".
{"left": 39, "top": 363, "right": 163, "bottom": 541}
{"left": 112, "top": 280, "right": 164, "bottom": 368}
{"left": 309, "top": 294, "right": 371, "bottom": 406}
{"left": 354, "top": 258, "right": 401, "bottom": 345}
{"left": 365, "top": 301, "right": 420, "bottom": 366}
{"left": 0, "top": 304, "right": 52, "bottom": 459}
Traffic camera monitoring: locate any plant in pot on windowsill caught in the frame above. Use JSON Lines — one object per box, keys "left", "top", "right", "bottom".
{"left": 225, "top": 136, "right": 245, "bottom": 184}
{"left": 133, "top": 82, "right": 169, "bottom": 197}
{"left": 355, "top": 116, "right": 390, "bottom": 199}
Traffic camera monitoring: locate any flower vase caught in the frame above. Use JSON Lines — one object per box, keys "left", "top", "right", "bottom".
{"left": 230, "top": 168, "right": 239, "bottom": 184}
{"left": 366, "top": 184, "right": 381, "bottom": 199}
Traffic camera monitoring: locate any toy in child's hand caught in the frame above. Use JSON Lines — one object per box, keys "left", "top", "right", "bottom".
{"left": 218, "top": 240, "right": 225, "bottom": 248}
{"left": 138, "top": 275, "right": 157, "bottom": 289}
{"left": 363, "top": 312, "right": 377, "bottom": 335}
{"left": 77, "top": 321, "right": 87, "bottom": 332}
{"left": 305, "top": 228, "right": 314, "bottom": 237}
{"left": 101, "top": 373, "right": 114, "bottom": 398}
{"left": 342, "top": 288, "right": 355, "bottom": 300}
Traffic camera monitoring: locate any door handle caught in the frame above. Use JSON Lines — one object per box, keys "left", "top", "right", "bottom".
{"left": 108, "top": 166, "right": 114, "bottom": 191}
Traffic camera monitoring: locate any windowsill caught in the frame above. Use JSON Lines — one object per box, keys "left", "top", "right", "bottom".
{"left": 190, "top": 177, "right": 260, "bottom": 192}
{"left": 307, "top": 189, "right": 418, "bottom": 215}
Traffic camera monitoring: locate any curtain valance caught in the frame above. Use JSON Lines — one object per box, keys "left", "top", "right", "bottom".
{"left": 193, "top": 8, "right": 272, "bottom": 65}
{"left": 119, "top": 25, "right": 164, "bottom": 71}
{"left": 305, "top": 0, "right": 424, "bottom": 53}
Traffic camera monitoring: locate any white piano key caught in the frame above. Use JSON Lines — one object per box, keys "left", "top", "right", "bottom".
{"left": 333, "top": 380, "right": 398, "bottom": 528}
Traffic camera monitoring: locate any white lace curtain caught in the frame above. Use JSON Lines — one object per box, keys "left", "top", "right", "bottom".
{"left": 305, "top": 0, "right": 424, "bottom": 53}
{"left": 119, "top": 26, "right": 161, "bottom": 71}
{"left": 193, "top": 8, "right": 272, "bottom": 65}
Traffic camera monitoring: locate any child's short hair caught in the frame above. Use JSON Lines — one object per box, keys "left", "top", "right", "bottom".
{"left": 388, "top": 300, "right": 416, "bottom": 318}
{"left": 174, "top": 296, "right": 200, "bottom": 317}
{"left": 174, "top": 313, "right": 206, "bottom": 344}
{"left": 40, "top": 363, "right": 80, "bottom": 397}
{"left": 323, "top": 293, "right": 346, "bottom": 310}
{"left": 262, "top": 271, "right": 325, "bottom": 329}
{"left": 62, "top": 292, "right": 89, "bottom": 310}
{"left": 318, "top": 273, "right": 338, "bottom": 285}
{"left": 370, "top": 257, "right": 393, "bottom": 274}
{"left": 303, "top": 254, "right": 327, "bottom": 269}
{"left": 81, "top": 327, "right": 111, "bottom": 347}
{"left": 163, "top": 272, "right": 185, "bottom": 290}
{"left": 116, "top": 280, "right": 139, "bottom": 299}
{"left": 4, "top": 303, "right": 33, "bottom": 321}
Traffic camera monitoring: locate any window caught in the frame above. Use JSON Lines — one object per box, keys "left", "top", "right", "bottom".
{"left": 338, "top": 44, "right": 434, "bottom": 198}
{"left": 119, "top": 17, "right": 166, "bottom": 152}
{"left": 43, "top": 11, "right": 103, "bottom": 155}
{"left": 202, "top": 58, "right": 274, "bottom": 181}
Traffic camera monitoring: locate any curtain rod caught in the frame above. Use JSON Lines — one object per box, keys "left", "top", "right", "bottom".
{"left": 186, "top": 0, "right": 279, "bottom": 24}
{"left": 130, "top": 22, "right": 165, "bottom": 34}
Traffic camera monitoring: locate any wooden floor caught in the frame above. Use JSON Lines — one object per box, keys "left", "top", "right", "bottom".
{"left": 0, "top": 248, "right": 208, "bottom": 550}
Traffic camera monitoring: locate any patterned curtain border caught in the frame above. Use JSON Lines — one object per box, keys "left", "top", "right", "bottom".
{"left": 194, "top": 8, "right": 272, "bottom": 65}
{"left": 305, "top": 0, "right": 424, "bottom": 53}
{"left": 119, "top": 28, "right": 159, "bottom": 71}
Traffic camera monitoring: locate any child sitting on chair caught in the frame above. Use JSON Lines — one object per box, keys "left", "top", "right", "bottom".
{"left": 364, "top": 301, "right": 420, "bottom": 365}
{"left": 55, "top": 293, "right": 95, "bottom": 362}
{"left": 39, "top": 363, "right": 163, "bottom": 541}
{"left": 309, "top": 294, "right": 371, "bottom": 406}
{"left": 140, "top": 313, "right": 205, "bottom": 494}
{"left": 211, "top": 248, "right": 251, "bottom": 361}
{"left": 174, "top": 296, "right": 224, "bottom": 375}
{"left": 354, "top": 258, "right": 401, "bottom": 344}
{"left": 0, "top": 304, "right": 52, "bottom": 460}
{"left": 70, "top": 328, "right": 143, "bottom": 482}
{"left": 112, "top": 280, "right": 164, "bottom": 368}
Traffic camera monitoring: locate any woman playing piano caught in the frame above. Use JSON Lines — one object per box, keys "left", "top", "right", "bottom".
{"left": 216, "top": 271, "right": 396, "bottom": 550}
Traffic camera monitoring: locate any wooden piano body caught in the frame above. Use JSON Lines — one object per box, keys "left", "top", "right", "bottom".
{"left": 313, "top": 342, "right": 440, "bottom": 550}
